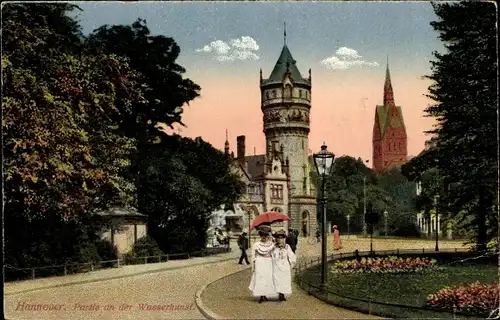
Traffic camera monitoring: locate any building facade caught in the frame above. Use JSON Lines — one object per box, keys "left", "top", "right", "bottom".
{"left": 217, "top": 41, "right": 318, "bottom": 238}
{"left": 372, "top": 62, "right": 408, "bottom": 172}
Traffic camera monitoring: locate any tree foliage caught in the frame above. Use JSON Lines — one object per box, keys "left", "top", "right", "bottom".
{"left": 138, "top": 136, "right": 244, "bottom": 253}
{"left": 3, "top": 4, "right": 238, "bottom": 269}
{"left": 411, "top": 1, "right": 497, "bottom": 250}
{"left": 85, "top": 19, "right": 201, "bottom": 141}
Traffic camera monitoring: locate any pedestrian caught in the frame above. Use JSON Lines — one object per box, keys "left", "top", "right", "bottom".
{"left": 248, "top": 225, "right": 275, "bottom": 303}
{"left": 333, "top": 225, "right": 342, "bottom": 250}
{"left": 286, "top": 228, "right": 297, "bottom": 253}
{"left": 237, "top": 232, "right": 250, "bottom": 265}
{"left": 271, "top": 229, "right": 296, "bottom": 301}
{"left": 212, "top": 232, "right": 218, "bottom": 247}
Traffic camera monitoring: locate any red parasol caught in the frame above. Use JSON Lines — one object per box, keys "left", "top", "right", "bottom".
{"left": 250, "top": 211, "right": 290, "bottom": 231}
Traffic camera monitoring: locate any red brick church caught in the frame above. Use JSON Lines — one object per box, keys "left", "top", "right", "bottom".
{"left": 372, "top": 61, "right": 408, "bottom": 172}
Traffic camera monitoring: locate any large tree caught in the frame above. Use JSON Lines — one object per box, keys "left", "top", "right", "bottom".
{"left": 138, "top": 136, "right": 244, "bottom": 253}
{"left": 85, "top": 19, "right": 201, "bottom": 143}
{"left": 3, "top": 3, "right": 142, "bottom": 267}
{"left": 422, "top": 1, "right": 497, "bottom": 250}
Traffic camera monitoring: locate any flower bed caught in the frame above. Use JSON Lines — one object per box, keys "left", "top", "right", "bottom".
{"left": 331, "top": 256, "right": 440, "bottom": 274}
{"left": 426, "top": 282, "right": 499, "bottom": 316}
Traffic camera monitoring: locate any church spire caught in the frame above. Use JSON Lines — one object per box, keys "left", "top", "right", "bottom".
{"left": 383, "top": 57, "right": 395, "bottom": 107}
{"left": 224, "top": 129, "right": 230, "bottom": 155}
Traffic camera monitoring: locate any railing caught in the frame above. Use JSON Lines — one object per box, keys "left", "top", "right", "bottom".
{"left": 294, "top": 248, "right": 497, "bottom": 319}
{"left": 4, "top": 246, "right": 231, "bottom": 282}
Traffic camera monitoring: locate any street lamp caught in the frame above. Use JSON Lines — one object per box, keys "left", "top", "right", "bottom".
{"left": 434, "top": 195, "right": 439, "bottom": 251}
{"left": 363, "top": 176, "right": 367, "bottom": 236}
{"left": 347, "top": 214, "right": 351, "bottom": 238}
{"left": 313, "top": 143, "right": 335, "bottom": 287}
{"left": 384, "top": 210, "right": 388, "bottom": 237}
{"left": 362, "top": 159, "right": 369, "bottom": 236}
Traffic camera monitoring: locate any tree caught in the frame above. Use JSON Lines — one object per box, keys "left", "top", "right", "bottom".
{"left": 85, "top": 19, "right": 201, "bottom": 143}
{"left": 314, "top": 156, "right": 389, "bottom": 233}
{"left": 3, "top": 3, "right": 142, "bottom": 267}
{"left": 137, "top": 135, "right": 244, "bottom": 253}
{"left": 422, "top": 1, "right": 497, "bottom": 250}
{"left": 378, "top": 168, "right": 418, "bottom": 236}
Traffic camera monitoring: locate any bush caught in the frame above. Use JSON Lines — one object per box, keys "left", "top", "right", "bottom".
{"left": 426, "top": 281, "right": 499, "bottom": 316}
{"left": 95, "top": 239, "right": 118, "bottom": 261}
{"left": 129, "top": 235, "right": 163, "bottom": 257}
{"left": 331, "top": 256, "right": 440, "bottom": 274}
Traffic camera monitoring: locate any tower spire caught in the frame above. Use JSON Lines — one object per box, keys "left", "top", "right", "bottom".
{"left": 383, "top": 57, "right": 395, "bottom": 107}
{"left": 224, "top": 129, "right": 230, "bottom": 155}
{"left": 284, "top": 22, "right": 287, "bottom": 46}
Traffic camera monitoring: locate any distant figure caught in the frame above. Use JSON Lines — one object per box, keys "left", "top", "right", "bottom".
{"left": 271, "top": 229, "right": 296, "bottom": 301}
{"left": 294, "top": 230, "right": 299, "bottom": 247}
{"left": 212, "top": 232, "right": 219, "bottom": 247}
{"left": 333, "top": 225, "right": 342, "bottom": 250}
{"left": 248, "top": 225, "right": 275, "bottom": 303}
{"left": 286, "top": 229, "right": 297, "bottom": 253}
{"left": 237, "top": 232, "right": 250, "bottom": 265}
{"left": 315, "top": 230, "right": 320, "bottom": 242}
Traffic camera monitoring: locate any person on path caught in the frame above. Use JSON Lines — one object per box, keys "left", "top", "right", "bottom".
{"left": 286, "top": 229, "right": 297, "bottom": 253}
{"left": 237, "top": 232, "right": 250, "bottom": 265}
{"left": 248, "top": 225, "right": 276, "bottom": 303}
{"left": 333, "top": 225, "right": 342, "bottom": 250}
{"left": 271, "top": 229, "right": 296, "bottom": 301}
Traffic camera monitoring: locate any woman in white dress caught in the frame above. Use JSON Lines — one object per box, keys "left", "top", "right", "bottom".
{"left": 248, "top": 225, "right": 275, "bottom": 303}
{"left": 271, "top": 229, "right": 297, "bottom": 301}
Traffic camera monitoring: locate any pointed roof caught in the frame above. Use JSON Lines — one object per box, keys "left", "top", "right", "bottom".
{"left": 383, "top": 59, "right": 395, "bottom": 106}
{"left": 375, "top": 60, "right": 406, "bottom": 137}
{"left": 262, "top": 45, "right": 310, "bottom": 86}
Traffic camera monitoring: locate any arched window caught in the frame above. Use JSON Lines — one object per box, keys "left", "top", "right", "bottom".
{"left": 271, "top": 207, "right": 282, "bottom": 213}
{"left": 284, "top": 85, "right": 292, "bottom": 98}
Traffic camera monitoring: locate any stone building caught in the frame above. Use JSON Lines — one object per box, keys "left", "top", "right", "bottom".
{"left": 372, "top": 61, "right": 408, "bottom": 172}
{"left": 219, "top": 39, "right": 318, "bottom": 238}
{"left": 98, "top": 207, "right": 148, "bottom": 255}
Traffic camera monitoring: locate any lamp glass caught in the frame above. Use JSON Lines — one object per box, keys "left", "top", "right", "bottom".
{"left": 313, "top": 144, "right": 335, "bottom": 177}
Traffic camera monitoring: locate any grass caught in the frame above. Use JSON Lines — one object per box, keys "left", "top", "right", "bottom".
{"left": 301, "top": 261, "right": 497, "bottom": 318}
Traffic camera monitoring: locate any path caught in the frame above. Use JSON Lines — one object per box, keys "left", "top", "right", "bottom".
{"left": 4, "top": 250, "right": 243, "bottom": 320}
{"left": 4, "top": 237, "right": 468, "bottom": 320}
{"left": 199, "top": 237, "right": 469, "bottom": 320}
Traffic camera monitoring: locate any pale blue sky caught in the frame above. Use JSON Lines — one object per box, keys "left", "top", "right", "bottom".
{"left": 71, "top": 1, "right": 444, "bottom": 78}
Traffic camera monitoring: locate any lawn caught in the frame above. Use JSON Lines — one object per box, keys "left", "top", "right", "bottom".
{"left": 301, "top": 261, "right": 497, "bottom": 318}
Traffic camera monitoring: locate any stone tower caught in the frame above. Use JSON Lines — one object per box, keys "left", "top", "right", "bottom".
{"left": 372, "top": 60, "right": 408, "bottom": 172}
{"left": 259, "top": 31, "right": 317, "bottom": 236}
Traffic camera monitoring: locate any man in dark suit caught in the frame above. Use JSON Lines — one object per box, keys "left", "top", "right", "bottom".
{"left": 237, "top": 232, "right": 250, "bottom": 264}
{"left": 286, "top": 229, "right": 297, "bottom": 253}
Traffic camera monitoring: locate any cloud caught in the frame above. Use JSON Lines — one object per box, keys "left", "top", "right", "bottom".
{"left": 195, "top": 36, "right": 259, "bottom": 62}
{"left": 320, "top": 47, "right": 379, "bottom": 71}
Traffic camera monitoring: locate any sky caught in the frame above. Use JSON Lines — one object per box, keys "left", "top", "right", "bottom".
{"left": 72, "top": 1, "right": 445, "bottom": 163}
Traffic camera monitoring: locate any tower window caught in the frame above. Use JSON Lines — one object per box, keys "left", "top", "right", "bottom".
{"left": 284, "top": 85, "right": 292, "bottom": 98}
{"left": 299, "top": 90, "right": 303, "bottom": 98}
{"left": 272, "top": 90, "right": 276, "bottom": 98}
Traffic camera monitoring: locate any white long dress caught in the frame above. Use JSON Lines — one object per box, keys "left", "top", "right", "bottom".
{"left": 271, "top": 244, "right": 297, "bottom": 296}
{"left": 248, "top": 241, "right": 276, "bottom": 297}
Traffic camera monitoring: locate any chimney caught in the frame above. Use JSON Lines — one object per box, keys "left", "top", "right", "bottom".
{"left": 237, "top": 135, "right": 246, "bottom": 160}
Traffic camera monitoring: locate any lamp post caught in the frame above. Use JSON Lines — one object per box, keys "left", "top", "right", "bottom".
{"left": 347, "top": 214, "right": 351, "bottom": 238}
{"left": 313, "top": 143, "right": 335, "bottom": 287}
{"left": 434, "top": 195, "right": 439, "bottom": 251}
{"left": 384, "top": 210, "right": 388, "bottom": 237}
{"left": 248, "top": 210, "right": 252, "bottom": 248}
{"left": 362, "top": 159, "right": 369, "bottom": 236}
{"left": 363, "top": 176, "right": 367, "bottom": 236}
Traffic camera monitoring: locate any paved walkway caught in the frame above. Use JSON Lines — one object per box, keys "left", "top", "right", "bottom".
{"left": 5, "top": 250, "right": 238, "bottom": 296}
{"left": 4, "top": 237, "right": 468, "bottom": 320}
{"left": 199, "top": 237, "right": 469, "bottom": 320}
